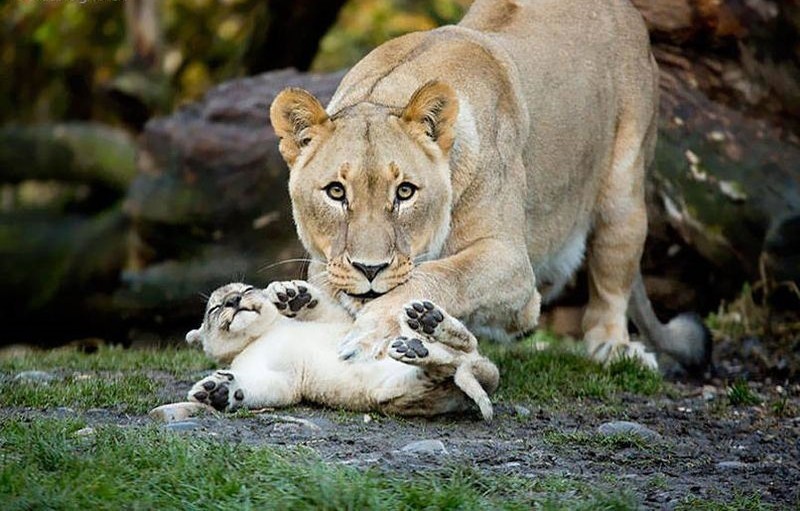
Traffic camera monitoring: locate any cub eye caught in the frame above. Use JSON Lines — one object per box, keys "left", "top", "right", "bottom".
{"left": 396, "top": 182, "right": 417, "bottom": 201}
{"left": 324, "top": 182, "right": 346, "bottom": 201}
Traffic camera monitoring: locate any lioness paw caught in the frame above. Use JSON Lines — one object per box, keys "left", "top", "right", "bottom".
{"left": 188, "top": 371, "right": 245, "bottom": 412}
{"left": 266, "top": 280, "right": 318, "bottom": 319}
{"left": 589, "top": 340, "right": 658, "bottom": 371}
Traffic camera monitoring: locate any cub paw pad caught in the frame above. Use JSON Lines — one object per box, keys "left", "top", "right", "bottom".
{"left": 390, "top": 336, "right": 429, "bottom": 359}
{"left": 405, "top": 301, "right": 444, "bottom": 335}
{"left": 273, "top": 284, "right": 317, "bottom": 316}
{"left": 190, "top": 371, "right": 242, "bottom": 411}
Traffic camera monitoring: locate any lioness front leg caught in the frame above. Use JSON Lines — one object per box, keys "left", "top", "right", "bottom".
{"left": 337, "top": 239, "right": 537, "bottom": 361}
{"left": 266, "top": 280, "right": 351, "bottom": 323}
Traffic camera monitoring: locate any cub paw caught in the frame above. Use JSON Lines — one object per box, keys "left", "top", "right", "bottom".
{"left": 590, "top": 340, "right": 658, "bottom": 371}
{"left": 400, "top": 300, "right": 474, "bottom": 351}
{"left": 388, "top": 336, "right": 430, "bottom": 362}
{"left": 188, "top": 371, "right": 245, "bottom": 412}
{"left": 266, "top": 280, "right": 318, "bottom": 319}
{"left": 404, "top": 301, "right": 444, "bottom": 336}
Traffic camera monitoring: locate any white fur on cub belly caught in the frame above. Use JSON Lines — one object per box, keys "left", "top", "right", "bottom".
{"left": 534, "top": 224, "right": 590, "bottom": 303}
{"left": 229, "top": 318, "right": 419, "bottom": 409}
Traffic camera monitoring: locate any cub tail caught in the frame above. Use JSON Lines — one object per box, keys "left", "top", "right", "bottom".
{"left": 628, "top": 273, "right": 712, "bottom": 374}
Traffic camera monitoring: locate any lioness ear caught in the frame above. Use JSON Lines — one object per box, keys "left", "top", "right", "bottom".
{"left": 269, "top": 88, "right": 330, "bottom": 166}
{"left": 185, "top": 329, "right": 202, "bottom": 345}
{"left": 401, "top": 81, "right": 459, "bottom": 153}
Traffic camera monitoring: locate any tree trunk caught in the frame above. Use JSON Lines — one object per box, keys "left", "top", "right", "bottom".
{"left": 243, "top": 0, "right": 348, "bottom": 74}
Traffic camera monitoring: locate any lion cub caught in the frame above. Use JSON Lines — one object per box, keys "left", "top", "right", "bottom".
{"left": 185, "top": 281, "right": 500, "bottom": 420}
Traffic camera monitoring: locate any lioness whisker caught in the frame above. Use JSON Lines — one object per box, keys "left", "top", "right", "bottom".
{"left": 257, "top": 258, "right": 322, "bottom": 274}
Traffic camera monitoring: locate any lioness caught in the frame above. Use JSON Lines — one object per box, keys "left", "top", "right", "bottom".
{"left": 185, "top": 281, "right": 500, "bottom": 420}
{"left": 269, "top": 0, "right": 711, "bottom": 371}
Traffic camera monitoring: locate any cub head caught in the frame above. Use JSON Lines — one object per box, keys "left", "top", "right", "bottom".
{"left": 269, "top": 81, "right": 458, "bottom": 300}
{"left": 185, "top": 283, "right": 277, "bottom": 364}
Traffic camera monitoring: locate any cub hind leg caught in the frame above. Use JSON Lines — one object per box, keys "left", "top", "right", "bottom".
{"left": 389, "top": 301, "right": 500, "bottom": 420}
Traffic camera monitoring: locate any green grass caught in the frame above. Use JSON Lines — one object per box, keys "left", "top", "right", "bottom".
{"left": 482, "top": 332, "right": 663, "bottom": 405}
{"left": 726, "top": 380, "right": 761, "bottom": 407}
{"left": 677, "top": 493, "right": 778, "bottom": 511}
{"left": 542, "top": 430, "right": 650, "bottom": 450}
{"left": 0, "top": 345, "right": 216, "bottom": 414}
{"left": 0, "top": 417, "right": 639, "bottom": 510}
{"left": 0, "top": 345, "right": 215, "bottom": 376}
{"left": 0, "top": 373, "right": 163, "bottom": 414}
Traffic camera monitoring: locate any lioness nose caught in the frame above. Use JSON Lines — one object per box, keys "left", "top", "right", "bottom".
{"left": 351, "top": 261, "right": 389, "bottom": 282}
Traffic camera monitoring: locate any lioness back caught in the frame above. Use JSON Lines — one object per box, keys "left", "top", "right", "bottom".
{"left": 330, "top": 0, "right": 657, "bottom": 271}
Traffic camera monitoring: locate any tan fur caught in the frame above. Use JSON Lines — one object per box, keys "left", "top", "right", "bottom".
{"left": 269, "top": 0, "right": 710, "bottom": 370}
{"left": 186, "top": 282, "right": 500, "bottom": 420}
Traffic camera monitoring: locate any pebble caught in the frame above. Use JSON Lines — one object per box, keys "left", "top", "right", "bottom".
{"left": 514, "top": 405, "right": 531, "bottom": 417}
{"left": 13, "top": 370, "right": 55, "bottom": 383}
{"left": 164, "top": 420, "right": 200, "bottom": 432}
{"left": 597, "top": 421, "right": 662, "bottom": 441}
{"left": 149, "top": 402, "right": 212, "bottom": 423}
{"left": 74, "top": 427, "right": 95, "bottom": 437}
{"left": 399, "top": 439, "right": 449, "bottom": 456}
{"left": 363, "top": 414, "right": 372, "bottom": 424}
{"left": 702, "top": 385, "right": 717, "bottom": 401}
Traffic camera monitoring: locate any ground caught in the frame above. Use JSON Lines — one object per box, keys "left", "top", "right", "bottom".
{"left": 1, "top": 334, "right": 798, "bottom": 510}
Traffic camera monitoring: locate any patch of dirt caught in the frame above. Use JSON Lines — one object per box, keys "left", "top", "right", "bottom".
{"left": 6, "top": 376, "right": 799, "bottom": 508}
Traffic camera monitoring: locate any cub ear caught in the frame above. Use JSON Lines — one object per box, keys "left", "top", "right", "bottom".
{"left": 401, "top": 81, "right": 459, "bottom": 153}
{"left": 269, "top": 88, "right": 330, "bottom": 167}
{"left": 185, "top": 329, "right": 202, "bottom": 345}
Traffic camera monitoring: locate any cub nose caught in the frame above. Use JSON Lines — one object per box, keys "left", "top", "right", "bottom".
{"left": 351, "top": 261, "right": 389, "bottom": 282}
{"left": 223, "top": 293, "right": 242, "bottom": 308}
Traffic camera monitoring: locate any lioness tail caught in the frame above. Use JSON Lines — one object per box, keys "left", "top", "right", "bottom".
{"left": 628, "top": 274, "right": 712, "bottom": 374}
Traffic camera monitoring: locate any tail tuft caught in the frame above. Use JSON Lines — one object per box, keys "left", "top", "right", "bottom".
{"left": 663, "top": 312, "right": 712, "bottom": 373}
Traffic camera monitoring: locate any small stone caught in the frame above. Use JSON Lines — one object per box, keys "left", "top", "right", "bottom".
{"left": 597, "top": 421, "right": 661, "bottom": 441}
{"left": 702, "top": 385, "right": 717, "bottom": 401}
{"left": 149, "top": 402, "right": 212, "bottom": 423}
{"left": 514, "top": 405, "right": 531, "bottom": 417}
{"left": 74, "top": 427, "right": 95, "bottom": 437}
{"left": 716, "top": 461, "right": 748, "bottom": 470}
{"left": 165, "top": 420, "right": 200, "bottom": 432}
{"left": 13, "top": 370, "right": 55, "bottom": 383}
{"left": 363, "top": 414, "right": 372, "bottom": 424}
{"left": 399, "top": 439, "right": 449, "bottom": 456}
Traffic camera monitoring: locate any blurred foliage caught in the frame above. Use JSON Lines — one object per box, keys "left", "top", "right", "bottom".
{"left": 0, "top": 0, "right": 469, "bottom": 126}
{"left": 313, "top": 0, "right": 470, "bottom": 71}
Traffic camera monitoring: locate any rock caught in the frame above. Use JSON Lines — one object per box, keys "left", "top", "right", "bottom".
{"left": 261, "top": 414, "right": 322, "bottom": 431}
{"left": 13, "top": 370, "right": 56, "bottom": 383}
{"left": 702, "top": 385, "right": 718, "bottom": 401}
{"left": 363, "top": 414, "right": 372, "bottom": 424}
{"left": 149, "top": 401, "right": 212, "bottom": 423}
{"left": 74, "top": 427, "right": 95, "bottom": 437}
{"left": 164, "top": 420, "right": 200, "bottom": 432}
{"left": 716, "top": 460, "right": 748, "bottom": 470}
{"left": 597, "top": 421, "right": 662, "bottom": 441}
{"left": 514, "top": 405, "right": 531, "bottom": 417}
{"left": 399, "top": 439, "right": 449, "bottom": 456}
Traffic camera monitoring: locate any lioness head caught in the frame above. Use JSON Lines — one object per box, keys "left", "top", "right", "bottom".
{"left": 269, "top": 81, "right": 458, "bottom": 299}
{"left": 186, "top": 283, "right": 276, "bottom": 363}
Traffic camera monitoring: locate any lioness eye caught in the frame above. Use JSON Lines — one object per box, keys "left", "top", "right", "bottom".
{"left": 324, "top": 182, "right": 346, "bottom": 201}
{"left": 396, "top": 182, "right": 417, "bottom": 201}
